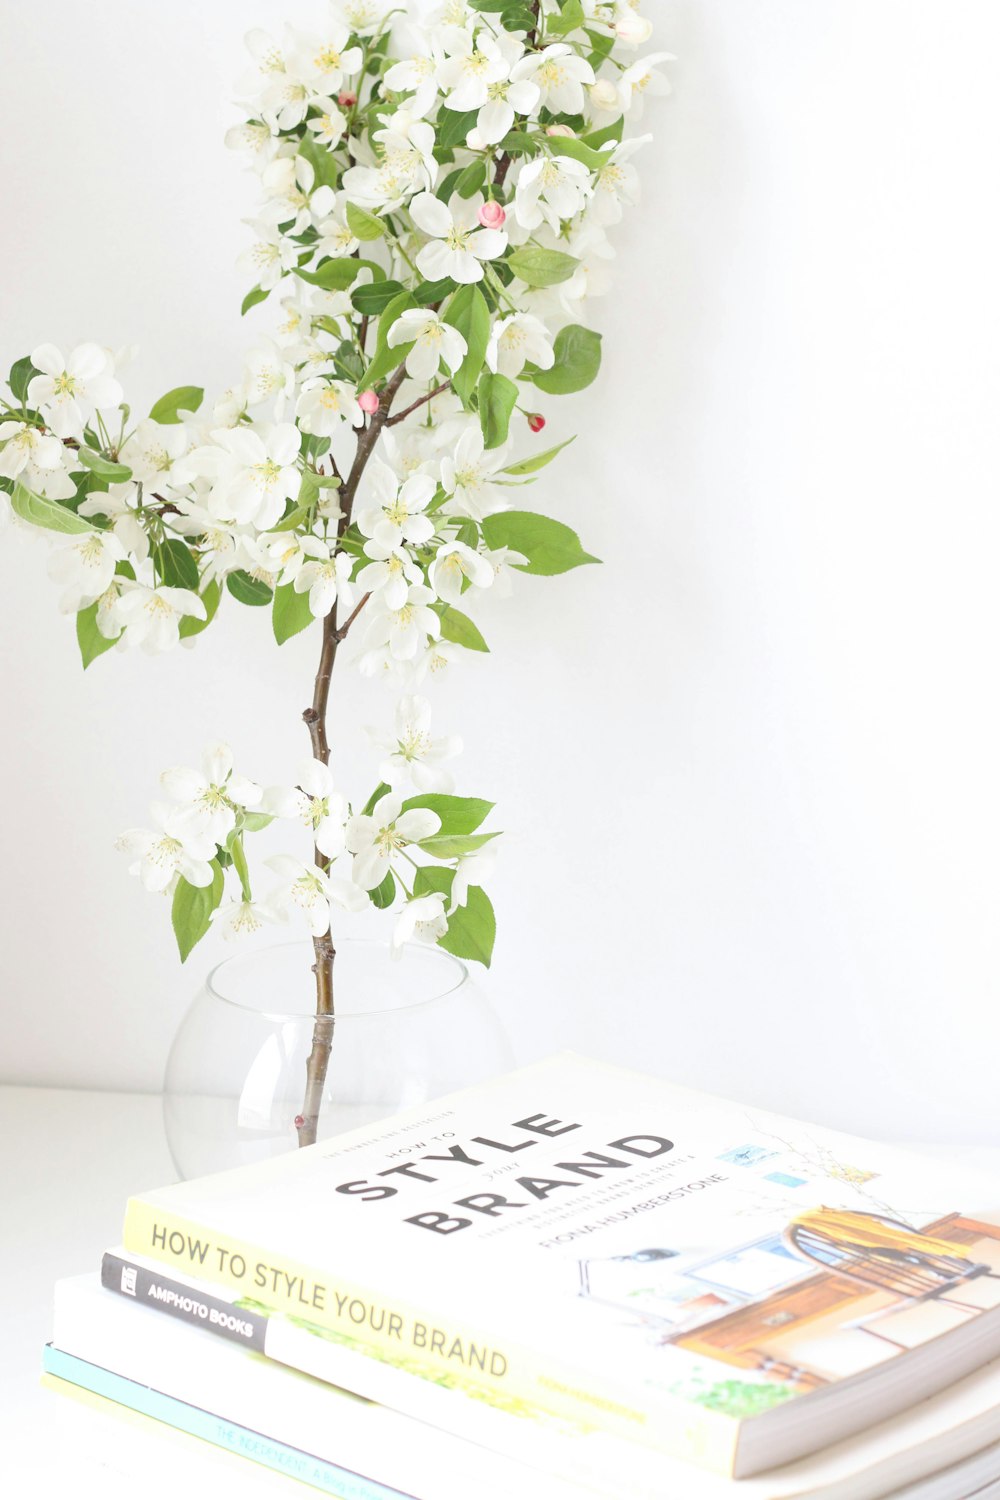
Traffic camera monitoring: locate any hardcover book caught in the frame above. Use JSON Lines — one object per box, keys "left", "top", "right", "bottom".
{"left": 122, "top": 1054, "right": 1000, "bottom": 1477}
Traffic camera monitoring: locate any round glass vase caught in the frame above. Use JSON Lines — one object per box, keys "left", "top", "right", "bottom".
{"left": 163, "top": 937, "right": 514, "bottom": 1180}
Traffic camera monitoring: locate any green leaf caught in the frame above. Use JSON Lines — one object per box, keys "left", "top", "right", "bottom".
{"left": 370, "top": 868, "right": 396, "bottom": 910}
{"left": 352, "top": 279, "right": 405, "bottom": 315}
{"left": 435, "top": 107, "right": 479, "bottom": 151}
{"left": 171, "top": 864, "right": 225, "bottom": 963}
{"left": 418, "top": 831, "right": 500, "bottom": 859}
{"left": 532, "top": 325, "right": 602, "bottom": 395}
{"left": 358, "top": 289, "right": 417, "bottom": 392}
{"left": 413, "top": 867, "right": 496, "bottom": 967}
{"left": 414, "top": 277, "right": 457, "bottom": 305}
{"left": 362, "top": 782, "right": 393, "bottom": 816}
{"left": 346, "top": 201, "right": 387, "bottom": 241}
{"left": 502, "top": 5, "right": 537, "bottom": 30}
{"left": 495, "top": 130, "right": 540, "bottom": 159}
{"left": 547, "top": 0, "right": 585, "bottom": 34}
{"left": 435, "top": 604, "right": 489, "bottom": 653}
{"left": 240, "top": 812, "right": 274, "bottom": 833}
{"left": 77, "top": 448, "right": 133, "bottom": 483}
{"left": 154, "top": 537, "right": 200, "bottom": 591}
{"left": 580, "top": 115, "right": 624, "bottom": 149}
{"left": 241, "top": 285, "right": 271, "bottom": 317}
{"left": 9, "top": 356, "right": 38, "bottom": 404}
{"left": 401, "top": 794, "right": 494, "bottom": 836}
{"left": 76, "top": 603, "right": 117, "bottom": 669}
{"left": 506, "top": 246, "right": 579, "bottom": 288}
{"left": 11, "top": 482, "right": 96, "bottom": 535}
{"left": 467, "top": 0, "right": 507, "bottom": 9}
{"left": 502, "top": 436, "right": 575, "bottom": 476}
{"left": 178, "top": 579, "right": 221, "bottom": 639}
{"left": 298, "top": 132, "right": 339, "bottom": 191}
{"left": 454, "top": 160, "right": 487, "bottom": 199}
{"left": 148, "top": 385, "right": 204, "bottom": 425}
{"left": 477, "top": 371, "right": 517, "bottom": 450}
{"left": 547, "top": 136, "right": 605, "bottom": 170}
{"left": 481, "top": 510, "right": 600, "bottom": 574}
{"left": 296, "top": 257, "right": 385, "bottom": 291}
{"left": 227, "top": 570, "right": 273, "bottom": 606}
{"left": 272, "top": 582, "right": 314, "bottom": 644}
{"left": 444, "top": 285, "right": 491, "bottom": 406}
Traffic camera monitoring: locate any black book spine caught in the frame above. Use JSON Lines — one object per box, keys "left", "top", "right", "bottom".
{"left": 101, "top": 1251, "right": 268, "bottom": 1352}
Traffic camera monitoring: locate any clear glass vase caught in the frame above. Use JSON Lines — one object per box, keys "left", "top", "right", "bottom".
{"left": 163, "top": 937, "right": 514, "bottom": 1180}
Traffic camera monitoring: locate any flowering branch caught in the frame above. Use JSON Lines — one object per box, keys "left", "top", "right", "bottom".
{"left": 2, "top": 0, "right": 670, "bottom": 1148}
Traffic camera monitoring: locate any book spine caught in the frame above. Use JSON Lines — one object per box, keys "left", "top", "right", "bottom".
{"left": 101, "top": 1251, "right": 268, "bottom": 1351}
{"left": 42, "top": 1347, "right": 414, "bottom": 1500}
{"left": 122, "top": 1196, "right": 737, "bottom": 1474}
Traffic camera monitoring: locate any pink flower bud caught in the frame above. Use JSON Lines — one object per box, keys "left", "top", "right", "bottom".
{"left": 357, "top": 389, "right": 380, "bottom": 415}
{"left": 527, "top": 412, "right": 546, "bottom": 433}
{"left": 478, "top": 200, "right": 506, "bottom": 230}
{"left": 338, "top": 91, "right": 357, "bottom": 108}
{"left": 546, "top": 124, "right": 575, "bottom": 138}
{"left": 294, "top": 1114, "right": 305, "bottom": 1129}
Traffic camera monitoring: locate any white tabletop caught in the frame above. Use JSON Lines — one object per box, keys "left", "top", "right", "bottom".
{"left": 0, "top": 1084, "right": 315, "bottom": 1497}
{"left": 3, "top": 1084, "right": 1000, "bottom": 1498}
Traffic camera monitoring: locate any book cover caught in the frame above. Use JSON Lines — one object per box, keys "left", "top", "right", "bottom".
{"left": 123, "top": 1053, "right": 1000, "bottom": 1476}
{"left": 43, "top": 1352, "right": 412, "bottom": 1500}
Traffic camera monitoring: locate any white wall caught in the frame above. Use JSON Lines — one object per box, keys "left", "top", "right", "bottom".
{"left": 2, "top": 1, "right": 999, "bottom": 1144}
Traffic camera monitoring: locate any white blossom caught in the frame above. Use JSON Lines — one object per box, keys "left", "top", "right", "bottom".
{"left": 514, "top": 45, "right": 595, "bottom": 116}
{"left": 619, "top": 51, "right": 674, "bottom": 115}
{"left": 214, "top": 896, "right": 281, "bottom": 940}
{"left": 410, "top": 192, "right": 507, "bottom": 285}
{"left": 485, "top": 312, "right": 554, "bottom": 378}
{"left": 514, "top": 154, "right": 592, "bottom": 233}
{"left": 345, "top": 791, "right": 441, "bottom": 890}
{"left": 0, "top": 421, "right": 67, "bottom": 482}
{"left": 392, "top": 892, "right": 448, "bottom": 956}
{"left": 77, "top": 482, "right": 149, "bottom": 563}
{"left": 293, "top": 544, "right": 355, "bottom": 619}
{"left": 27, "top": 344, "right": 123, "bottom": 441}
{"left": 428, "top": 540, "right": 494, "bottom": 605}
{"left": 266, "top": 853, "right": 368, "bottom": 936}
{"left": 120, "top": 419, "right": 189, "bottom": 487}
{"left": 118, "top": 803, "right": 216, "bottom": 893}
{"left": 47, "top": 531, "right": 125, "bottom": 613}
{"left": 439, "top": 426, "right": 509, "bottom": 520}
{"left": 181, "top": 423, "right": 301, "bottom": 529}
{"left": 264, "top": 758, "right": 349, "bottom": 860}
{"left": 160, "top": 742, "right": 262, "bottom": 846}
{"left": 357, "top": 537, "right": 423, "bottom": 610}
{"left": 450, "top": 843, "right": 498, "bottom": 913}
{"left": 114, "top": 583, "right": 207, "bottom": 653}
{"left": 356, "top": 460, "right": 436, "bottom": 548}
{"left": 363, "top": 583, "right": 440, "bottom": 662}
{"left": 296, "top": 379, "right": 363, "bottom": 436}
{"left": 388, "top": 308, "right": 467, "bottom": 384}
{"left": 372, "top": 693, "right": 461, "bottom": 792}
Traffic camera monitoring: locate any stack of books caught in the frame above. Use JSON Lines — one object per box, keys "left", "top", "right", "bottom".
{"left": 45, "top": 1055, "right": 1000, "bottom": 1499}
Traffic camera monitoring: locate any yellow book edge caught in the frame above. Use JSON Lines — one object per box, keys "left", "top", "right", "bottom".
{"left": 122, "top": 1196, "right": 739, "bottom": 1475}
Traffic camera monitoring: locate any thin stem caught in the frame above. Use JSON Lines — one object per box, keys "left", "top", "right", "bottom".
{"left": 295, "top": 362, "right": 409, "bottom": 1149}
{"left": 386, "top": 381, "right": 451, "bottom": 427}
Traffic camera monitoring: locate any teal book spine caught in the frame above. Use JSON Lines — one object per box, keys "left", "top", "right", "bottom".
{"left": 43, "top": 1345, "right": 414, "bottom": 1500}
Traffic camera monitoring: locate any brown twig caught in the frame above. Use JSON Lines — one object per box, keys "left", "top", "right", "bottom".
{"left": 295, "top": 364, "right": 408, "bottom": 1148}
{"left": 386, "top": 381, "right": 451, "bottom": 426}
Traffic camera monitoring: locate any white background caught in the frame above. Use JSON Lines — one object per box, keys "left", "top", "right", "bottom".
{"left": 1, "top": 1, "right": 998, "bottom": 1144}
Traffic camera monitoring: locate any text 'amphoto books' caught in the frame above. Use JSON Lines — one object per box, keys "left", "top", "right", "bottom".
{"left": 117, "top": 1053, "right": 1000, "bottom": 1478}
